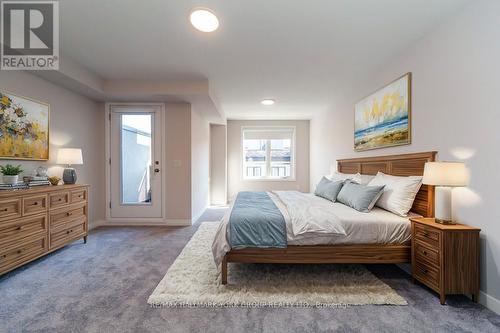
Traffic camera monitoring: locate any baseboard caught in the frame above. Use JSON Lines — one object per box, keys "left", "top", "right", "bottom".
{"left": 91, "top": 219, "right": 192, "bottom": 228}
{"left": 479, "top": 290, "right": 500, "bottom": 315}
{"left": 89, "top": 219, "right": 106, "bottom": 230}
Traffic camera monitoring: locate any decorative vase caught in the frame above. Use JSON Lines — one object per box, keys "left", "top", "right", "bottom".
{"left": 3, "top": 175, "right": 19, "bottom": 185}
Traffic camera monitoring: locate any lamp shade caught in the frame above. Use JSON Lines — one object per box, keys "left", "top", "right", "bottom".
{"left": 422, "top": 162, "right": 469, "bottom": 187}
{"left": 57, "top": 148, "right": 83, "bottom": 165}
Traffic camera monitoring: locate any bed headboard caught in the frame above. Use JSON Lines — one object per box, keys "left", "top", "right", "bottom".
{"left": 337, "top": 151, "right": 437, "bottom": 217}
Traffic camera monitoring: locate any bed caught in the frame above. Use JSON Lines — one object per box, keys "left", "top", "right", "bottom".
{"left": 215, "top": 151, "right": 437, "bottom": 284}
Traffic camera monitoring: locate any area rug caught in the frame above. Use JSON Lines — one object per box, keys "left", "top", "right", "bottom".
{"left": 148, "top": 222, "right": 407, "bottom": 307}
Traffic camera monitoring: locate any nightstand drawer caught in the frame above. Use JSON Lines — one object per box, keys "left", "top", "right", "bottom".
{"left": 414, "top": 261, "right": 440, "bottom": 291}
{"left": 415, "top": 241, "right": 440, "bottom": 267}
{"left": 415, "top": 224, "right": 440, "bottom": 249}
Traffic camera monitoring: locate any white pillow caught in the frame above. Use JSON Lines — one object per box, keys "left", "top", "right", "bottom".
{"left": 368, "top": 172, "right": 423, "bottom": 216}
{"left": 329, "top": 172, "right": 363, "bottom": 184}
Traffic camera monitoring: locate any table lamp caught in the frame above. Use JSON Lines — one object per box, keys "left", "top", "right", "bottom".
{"left": 57, "top": 148, "right": 83, "bottom": 184}
{"left": 422, "top": 161, "right": 469, "bottom": 224}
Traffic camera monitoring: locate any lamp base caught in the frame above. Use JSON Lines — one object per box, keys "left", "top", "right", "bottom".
{"left": 63, "top": 168, "right": 77, "bottom": 184}
{"left": 435, "top": 218, "right": 456, "bottom": 225}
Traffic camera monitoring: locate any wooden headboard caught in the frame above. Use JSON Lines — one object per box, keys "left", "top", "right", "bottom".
{"left": 337, "top": 151, "right": 437, "bottom": 217}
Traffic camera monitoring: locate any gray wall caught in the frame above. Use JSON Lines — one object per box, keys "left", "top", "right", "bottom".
{"left": 309, "top": 0, "right": 500, "bottom": 311}
{"left": 0, "top": 71, "right": 105, "bottom": 226}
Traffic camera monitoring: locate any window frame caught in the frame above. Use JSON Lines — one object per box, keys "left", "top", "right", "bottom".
{"left": 241, "top": 126, "right": 296, "bottom": 182}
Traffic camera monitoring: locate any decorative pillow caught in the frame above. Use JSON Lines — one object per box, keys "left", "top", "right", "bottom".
{"left": 336, "top": 181, "right": 385, "bottom": 213}
{"left": 314, "top": 177, "right": 344, "bottom": 202}
{"left": 329, "top": 172, "right": 363, "bottom": 184}
{"left": 368, "top": 172, "right": 423, "bottom": 216}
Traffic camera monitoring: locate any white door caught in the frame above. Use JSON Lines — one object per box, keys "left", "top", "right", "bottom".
{"left": 109, "top": 105, "right": 163, "bottom": 218}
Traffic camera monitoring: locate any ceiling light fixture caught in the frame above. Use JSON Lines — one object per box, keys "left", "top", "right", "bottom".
{"left": 190, "top": 8, "right": 219, "bottom": 32}
{"left": 261, "top": 99, "right": 275, "bottom": 106}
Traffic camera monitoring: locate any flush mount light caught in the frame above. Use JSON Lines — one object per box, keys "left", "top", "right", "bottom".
{"left": 190, "top": 8, "right": 219, "bottom": 32}
{"left": 261, "top": 99, "right": 275, "bottom": 106}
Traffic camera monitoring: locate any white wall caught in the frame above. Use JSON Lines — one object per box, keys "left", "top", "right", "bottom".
{"left": 210, "top": 124, "right": 227, "bottom": 205}
{"left": 227, "top": 119, "right": 310, "bottom": 200}
{"left": 164, "top": 103, "right": 191, "bottom": 221}
{"left": 0, "top": 71, "right": 105, "bottom": 227}
{"left": 191, "top": 108, "right": 210, "bottom": 222}
{"left": 310, "top": 0, "right": 500, "bottom": 312}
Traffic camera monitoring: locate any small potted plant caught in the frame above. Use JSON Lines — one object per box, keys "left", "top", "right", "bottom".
{"left": 0, "top": 164, "right": 23, "bottom": 185}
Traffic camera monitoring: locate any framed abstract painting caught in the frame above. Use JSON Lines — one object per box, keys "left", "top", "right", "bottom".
{"left": 0, "top": 90, "right": 50, "bottom": 160}
{"left": 354, "top": 73, "right": 411, "bottom": 151}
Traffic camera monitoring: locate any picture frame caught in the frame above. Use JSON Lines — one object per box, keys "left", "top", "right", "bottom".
{"left": 0, "top": 90, "right": 50, "bottom": 160}
{"left": 354, "top": 73, "right": 411, "bottom": 151}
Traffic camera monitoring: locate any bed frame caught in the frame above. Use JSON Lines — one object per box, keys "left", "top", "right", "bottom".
{"left": 221, "top": 151, "right": 437, "bottom": 284}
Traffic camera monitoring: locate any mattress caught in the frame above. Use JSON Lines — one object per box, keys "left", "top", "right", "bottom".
{"left": 271, "top": 193, "right": 413, "bottom": 246}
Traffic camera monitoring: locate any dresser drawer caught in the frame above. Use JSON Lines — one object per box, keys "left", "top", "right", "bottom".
{"left": 50, "top": 203, "right": 86, "bottom": 230}
{"left": 50, "top": 220, "right": 86, "bottom": 250}
{"left": 415, "top": 224, "right": 440, "bottom": 249}
{"left": 414, "top": 261, "right": 440, "bottom": 291}
{"left": 0, "top": 236, "right": 46, "bottom": 274}
{"left": 0, "top": 198, "right": 22, "bottom": 222}
{"left": 0, "top": 214, "right": 47, "bottom": 246}
{"left": 70, "top": 189, "right": 87, "bottom": 204}
{"left": 415, "top": 241, "right": 440, "bottom": 267}
{"left": 50, "top": 192, "right": 70, "bottom": 208}
{"left": 22, "top": 195, "right": 48, "bottom": 216}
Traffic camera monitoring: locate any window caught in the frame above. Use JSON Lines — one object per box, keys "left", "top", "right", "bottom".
{"left": 242, "top": 127, "right": 295, "bottom": 180}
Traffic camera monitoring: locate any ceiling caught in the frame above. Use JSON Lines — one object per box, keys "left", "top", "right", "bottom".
{"left": 60, "top": 0, "right": 469, "bottom": 120}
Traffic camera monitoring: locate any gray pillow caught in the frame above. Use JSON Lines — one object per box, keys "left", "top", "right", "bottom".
{"left": 314, "top": 177, "right": 344, "bottom": 202}
{"left": 337, "top": 181, "right": 385, "bottom": 212}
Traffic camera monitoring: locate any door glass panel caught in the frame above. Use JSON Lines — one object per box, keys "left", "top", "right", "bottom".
{"left": 120, "top": 114, "right": 152, "bottom": 204}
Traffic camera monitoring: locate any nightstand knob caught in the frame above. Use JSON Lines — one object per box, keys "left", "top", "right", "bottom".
{"left": 423, "top": 251, "right": 428, "bottom": 255}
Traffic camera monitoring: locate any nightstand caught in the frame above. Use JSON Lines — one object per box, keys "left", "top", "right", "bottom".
{"left": 410, "top": 217, "right": 480, "bottom": 305}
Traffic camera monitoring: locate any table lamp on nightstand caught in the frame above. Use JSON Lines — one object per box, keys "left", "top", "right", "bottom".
{"left": 57, "top": 148, "right": 83, "bottom": 184}
{"left": 422, "top": 161, "right": 469, "bottom": 224}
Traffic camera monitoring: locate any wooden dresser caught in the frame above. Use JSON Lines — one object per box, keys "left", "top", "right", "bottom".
{"left": 0, "top": 184, "right": 89, "bottom": 275}
{"left": 410, "top": 217, "right": 480, "bottom": 304}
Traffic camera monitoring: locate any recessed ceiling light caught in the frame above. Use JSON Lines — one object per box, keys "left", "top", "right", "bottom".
{"left": 261, "top": 99, "right": 275, "bottom": 106}
{"left": 190, "top": 8, "right": 219, "bottom": 32}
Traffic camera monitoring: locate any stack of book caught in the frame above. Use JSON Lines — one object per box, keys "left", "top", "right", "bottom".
{"left": 23, "top": 176, "right": 51, "bottom": 187}
{"left": 0, "top": 182, "right": 29, "bottom": 190}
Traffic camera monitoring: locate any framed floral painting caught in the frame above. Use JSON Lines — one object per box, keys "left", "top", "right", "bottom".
{"left": 354, "top": 73, "right": 411, "bottom": 151}
{"left": 0, "top": 91, "right": 50, "bottom": 160}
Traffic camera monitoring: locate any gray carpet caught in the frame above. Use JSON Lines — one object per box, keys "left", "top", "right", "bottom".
{"left": 1, "top": 208, "right": 499, "bottom": 333}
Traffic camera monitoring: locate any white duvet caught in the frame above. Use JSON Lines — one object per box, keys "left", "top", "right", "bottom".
{"left": 211, "top": 191, "right": 413, "bottom": 266}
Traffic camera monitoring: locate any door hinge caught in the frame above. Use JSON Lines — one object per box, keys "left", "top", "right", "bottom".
{"left": 109, "top": 201, "right": 111, "bottom": 209}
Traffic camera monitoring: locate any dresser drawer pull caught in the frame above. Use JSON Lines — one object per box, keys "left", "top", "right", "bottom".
{"left": 66, "top": 229, "right": 74, "bottom": 235}
{"left": 67, "top": 212, "right": 73, "bottom": 217}
{"left": 2, "top": 208, "right": 8, "bottom": 212}
{"left": 17, "top": 249, "right": 22, "bottom": 254}
{"left": 33, "top": 201, "right": 38, "bottom": 206}
{"left": 58, "top": 198, "right": 63, "bottom": 202}
{"left": 16, "top": 226, "right": 22, "bottom": 231}
{"left": 423, "top": 250, "right": 428, "bottom": 255}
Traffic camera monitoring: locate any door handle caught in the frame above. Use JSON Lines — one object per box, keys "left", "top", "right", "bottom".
{"left": 154, "top": 168, "right": 160, "bottom": 173}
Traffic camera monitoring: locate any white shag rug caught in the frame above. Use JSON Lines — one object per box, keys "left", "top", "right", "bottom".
{"left": 148, "top": 222, "right": 407, "bottom": 308}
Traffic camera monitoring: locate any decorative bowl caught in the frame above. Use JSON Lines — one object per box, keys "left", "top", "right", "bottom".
{"left": 48, "top": 176, "right": 61, "bottom": 186}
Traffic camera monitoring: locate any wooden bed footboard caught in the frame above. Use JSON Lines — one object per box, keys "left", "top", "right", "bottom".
{"left": 221, "top": 244, "right": 411, "bottom": 285}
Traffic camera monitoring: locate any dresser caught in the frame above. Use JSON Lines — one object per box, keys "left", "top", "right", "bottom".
{"left": 0, "top": 184, "right": 89, "bottom": 275}
{"left": 410, "top": 217, "right": 480, "bottom": 304}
